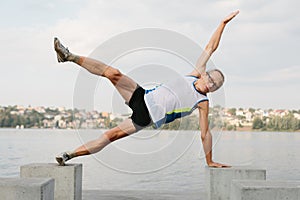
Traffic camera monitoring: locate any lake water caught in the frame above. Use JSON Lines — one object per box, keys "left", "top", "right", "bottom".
{"left": 0, "top": 129, "right": 299, "bottom": 191}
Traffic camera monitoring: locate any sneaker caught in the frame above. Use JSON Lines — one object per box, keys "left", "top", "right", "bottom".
{"left": 54, "top": 37, "right": 71, "bottom": 63}
{"left": 55, "top": 152, "right": 71, "bottom": 166}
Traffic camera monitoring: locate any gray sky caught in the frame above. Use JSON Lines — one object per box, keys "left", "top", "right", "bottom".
{"left": 0, "top": 0, "right": 299, "bottom": 111}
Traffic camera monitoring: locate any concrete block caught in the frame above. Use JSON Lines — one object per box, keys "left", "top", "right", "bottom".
{"left": 0, "top": 177, "right": 54, "bottom": 200}
{"left": 205, "top": 166, "right": 266, "bottom": 200}
{"left": 21, "top": 163, "right": 82, "bottom": 200}
{"left": 231, "top": 180, "right": 300, "bottom": 200}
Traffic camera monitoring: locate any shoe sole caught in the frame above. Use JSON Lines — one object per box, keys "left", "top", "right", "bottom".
{"left": 56, "top": 52, "right": 65, "bottom": 63}
{"left": 54, "top": 38, "right": 66, "bottom": 63}
{"left": 55, "top": 156, "right": 65, "bottom": 166}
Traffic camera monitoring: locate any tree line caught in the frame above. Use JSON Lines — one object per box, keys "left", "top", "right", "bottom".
{"left": 0, "top": 106, "right": 71, "bottom": 128}
{"left": 252, "top": 114, "right": 300, "bottom": 131}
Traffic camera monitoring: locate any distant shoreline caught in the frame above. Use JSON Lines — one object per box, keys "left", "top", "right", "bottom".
{"left": 1, "top": 105, "right": 299, "bottom": 131}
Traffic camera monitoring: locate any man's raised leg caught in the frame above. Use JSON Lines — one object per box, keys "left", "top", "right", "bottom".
{"left": 54, "top": 37, "right": 138, "bottom": 103}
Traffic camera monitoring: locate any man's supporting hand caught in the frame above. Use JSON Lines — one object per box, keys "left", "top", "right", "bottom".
{"left": 207, "top": 161, "right": 231, "bottom": 168}
{"left": 222, "top": 10, "right": 240, "bottom": 24}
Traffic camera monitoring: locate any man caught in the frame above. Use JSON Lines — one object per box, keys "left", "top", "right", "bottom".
{"left": 55, "top": 11, "right": 239, "bottom": 167}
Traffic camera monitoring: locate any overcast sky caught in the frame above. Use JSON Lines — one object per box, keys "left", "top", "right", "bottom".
{"left": 0, "top": 0, "right": 299, "bottom": 111}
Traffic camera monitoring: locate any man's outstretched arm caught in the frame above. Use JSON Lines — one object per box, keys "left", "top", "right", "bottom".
{"left": 198, "top": 101, "right": 230, "bottom": 168}
{"left": 189, "top": 10, "right": 239, "bottom": 76}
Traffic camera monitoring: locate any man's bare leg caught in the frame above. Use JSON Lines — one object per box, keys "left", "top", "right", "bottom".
{"left": 56, "top": 118, "right": 137, "bottom": 165}
{"left": 54, "top": 38, "right": 137, "bottom": 103}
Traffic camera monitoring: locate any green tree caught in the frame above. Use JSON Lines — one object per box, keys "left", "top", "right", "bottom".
{"left": 252, "top": 117, "right": 264, "bottom": 129}
{"left": 226, "top": 124, "right": 236, "bottom": 131}
{"left": 228, "top": 108, "right": 236, "bottom": 116}
{"left": 249, "top": 108, "right": 255, "bottom": 114}
{"left": 291, "top": 117, "right": 300, "bottom": 131}
{"left": 268, "top": 116, "right": 280, "bottom": 131}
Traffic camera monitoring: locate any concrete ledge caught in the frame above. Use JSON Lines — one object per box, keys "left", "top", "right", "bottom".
{"left": 0, "top": 177, "right": 54, "bottom": 200}
{"left": 83, "top": 190, "right": 206, "bottom": 200}
{"left": 21, "top": 163, "right": 82, "bottom": 200}
{"left": 205, "top": 166, "right": 266, "bottom": 200}
{"left": 231, "top": 180, "right": 300, "bottom": 200}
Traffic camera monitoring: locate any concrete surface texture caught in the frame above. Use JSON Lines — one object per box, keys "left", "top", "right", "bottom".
{"left": 20, "top": 163, "right": 82, "bottom": 200}
{"left": 0, "top": 177, "right": 54, "bottom": 200}
{"left": 205, "top": 166, "right": 266, "bottom": 200}
{"left": 82, "top": 190, "right": 206, "bottom": 200}
{"left": 230, "top": 180, "right": 300, "bottom": 200}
